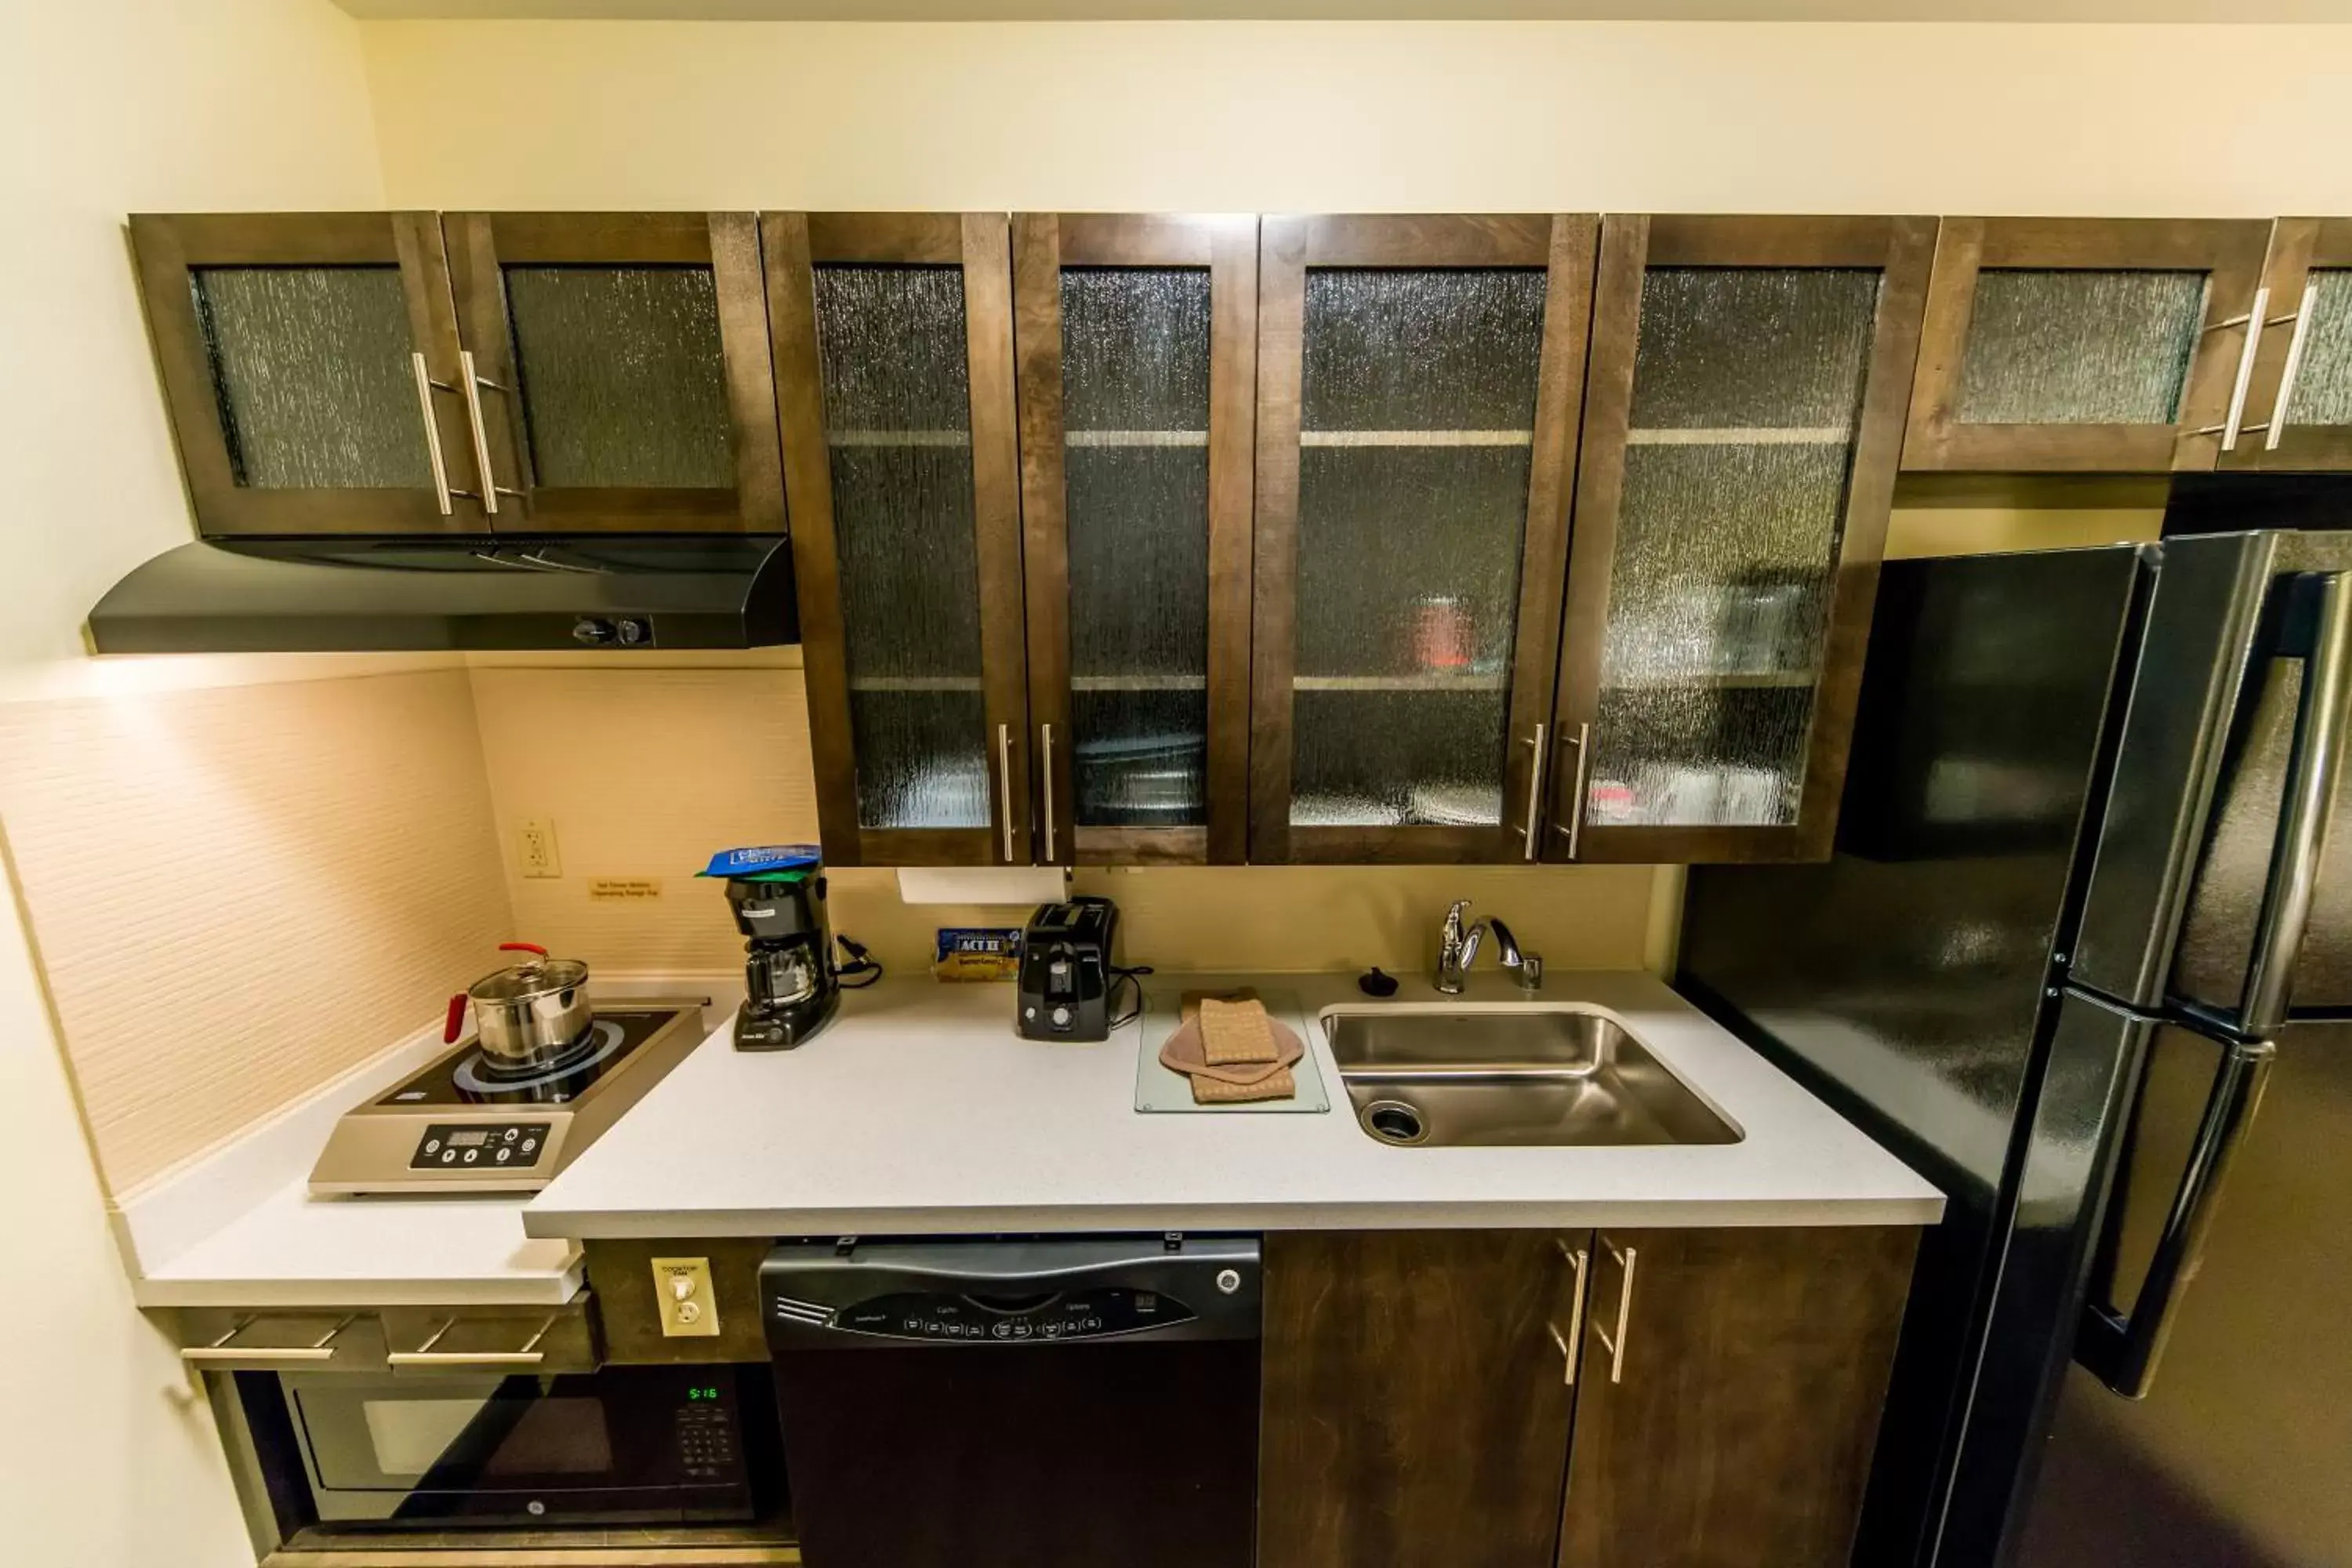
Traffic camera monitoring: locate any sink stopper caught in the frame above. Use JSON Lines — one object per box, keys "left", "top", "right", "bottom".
{"left": 1357, "top": 967, "right": 1399, "bottom": 998}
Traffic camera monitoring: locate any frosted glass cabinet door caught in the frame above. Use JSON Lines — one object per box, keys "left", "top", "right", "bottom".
{"left": 1904, "top": 218, "right": 2271, "bottom": 474}
{"left": 128, "top": 212, "right": 485, "bottom": 537}
{"left": 1251, "top": 216, "right": 1599, "bottom": 864}
{"left": 2231, "top": 217, "right": 2352, "bottom": 474}
{"left": 444, "top": 212, "right": 784, "bottom": 534}
{"left": 1013, "top": 215, "right": 1258, "bottom": 866}
{"left": 767, "top": 212, "right": 1032, "bottom": 868}
{"left": 1552, "top": 216, "right": 1936, "bottom": 865}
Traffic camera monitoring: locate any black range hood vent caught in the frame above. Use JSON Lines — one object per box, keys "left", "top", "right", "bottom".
{"left": 87, "top": 535, "right": 797, "bottom": 654}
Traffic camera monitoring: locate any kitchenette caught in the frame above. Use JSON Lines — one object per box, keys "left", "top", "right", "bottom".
{"left": 11, "top": 9, "right": 2352, "bottom": 1568}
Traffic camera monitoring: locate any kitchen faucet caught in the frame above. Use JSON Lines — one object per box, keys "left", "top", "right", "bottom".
{"left": 1434, "top": 900, "right": 1543, "bottom": 994}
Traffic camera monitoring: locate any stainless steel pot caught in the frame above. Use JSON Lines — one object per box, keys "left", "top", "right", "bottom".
{"left": 445, "top": 942, "right": 593, "bottom": 1068}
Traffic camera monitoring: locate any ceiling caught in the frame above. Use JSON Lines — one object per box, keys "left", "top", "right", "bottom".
{"left": 331, "top": 1, "right": 2352, "bottom": 20}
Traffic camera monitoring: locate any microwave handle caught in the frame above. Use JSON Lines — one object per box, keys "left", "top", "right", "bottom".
{"left": 2077, "top": 1034, "right": 2274, "bottom": 1399}
{"left": 2241, "top": 570, "right": 2352, "bottom": 1034}
{"left": 387, "top": 1313, "right": 555, "bottom": 1370}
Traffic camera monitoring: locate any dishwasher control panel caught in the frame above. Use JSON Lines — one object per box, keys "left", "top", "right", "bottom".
{"left": 835, "top": 1287, "right": 1196, "bottom": 1343}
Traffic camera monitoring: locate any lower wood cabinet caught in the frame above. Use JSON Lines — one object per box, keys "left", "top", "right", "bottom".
{"left": 1259, "top": 1225, "right": 1918, "bottom": 1568}
{"left": 1558, "top": 1226, "right": 1918, "bottom": 1568}
{"left": 1259, "top": 1229, "right": 1584, "bottom": 1568}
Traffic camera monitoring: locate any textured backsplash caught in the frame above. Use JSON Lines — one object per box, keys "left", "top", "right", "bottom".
{"left": 0, "top": 668, "right": 510, "bottom": 1194}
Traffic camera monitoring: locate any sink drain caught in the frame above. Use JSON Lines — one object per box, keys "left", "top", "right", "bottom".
{"left": 1362, "top": 1100, "right": 1428, "bottom": 1146}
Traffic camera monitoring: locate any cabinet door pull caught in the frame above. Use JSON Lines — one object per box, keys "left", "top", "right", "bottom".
{"left": 2195, "top": 286, "right": 2270, "bottom": 452}
{"left": 1518, "top": 722, "right": 1548, "bottom": 861}
{"left": 408, "top": 353, "right": 455, "bottom": 516}
{"left": 181, "top": 1314, "right": 353, "bottom": 1365}
{"left": 1592, "top": 1238, "right": 1637, "bottom": 1384}
{"left": 1551, "top": 722, "right": 1592, "bottom": 859}
{"left": 2263, "top": 281, "right": 2322, "bottom": 452}
{"left": 1040, "top": 722, "right": 1058, "bottom": 864}
{"left": 1555, "top": 1238, "right": 1589, "bottom": 1387}
{"left": 387, "top": 1314, "right": 557, "bottom": 1370}
{"left": 997, "top": 723, "right": 1018, "bottom": 863}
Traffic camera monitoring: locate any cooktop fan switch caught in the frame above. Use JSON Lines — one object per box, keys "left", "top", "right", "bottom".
{"left": 653, "top": 1258, "right": 720, "bottom": 1338}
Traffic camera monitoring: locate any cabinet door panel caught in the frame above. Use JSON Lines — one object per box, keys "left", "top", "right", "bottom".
{"left": 770, "top": 212, "right": 1030, "bottom": 867}
{"left": 1014, "top": 215, "right": 1254, "bottom": 865}
{"left": 2234, "top": 217, "right": 2352, "bottom": 471}
{"left": 1253, "top": 215, "right": 1595, "bottom": 864}
{"left": 129, "top": 212, "right": 483, "bottom": 537}
{"left": 445, "top": 212, "right": 783, "bottom": 535}
{"left": 1260, "top": 1230, "right": 1586, "bottom": 1568}
{"left": 1555, "top": 216, "right": 1933, "bottom": 865}
{"left": 1558, "top": 1227, "right": 1917, "bottom": 1568}
{"left": 1904, "top": 218, "right": 2271, "bottom": 473}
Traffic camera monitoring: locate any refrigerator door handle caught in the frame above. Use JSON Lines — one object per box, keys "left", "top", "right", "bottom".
{"left": 2241, "top": 571, "right": 2352, "bottom": 1033}
{"left": 2076, "top": 1035, "right": 2274, "bottom": 1399}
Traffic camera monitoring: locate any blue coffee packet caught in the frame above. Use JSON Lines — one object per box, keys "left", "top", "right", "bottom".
{"left": 699, "top": 844, "right": 823, "bottom": 879}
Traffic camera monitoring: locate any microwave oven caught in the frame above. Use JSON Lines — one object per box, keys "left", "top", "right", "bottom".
{"left": 242, "top": 1362, "right": 773, "bottom": 1530}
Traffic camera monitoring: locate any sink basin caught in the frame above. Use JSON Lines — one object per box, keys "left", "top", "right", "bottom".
{"left": 1321, "top": 1005, "right": 1743, "bottom": 1149}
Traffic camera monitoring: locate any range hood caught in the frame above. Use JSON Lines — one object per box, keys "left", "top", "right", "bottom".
{"left": 87, "top": 535, "right": 797, "bottom": 654}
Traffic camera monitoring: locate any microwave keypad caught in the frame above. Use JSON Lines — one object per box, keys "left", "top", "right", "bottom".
{"left": 675, "top": 1401, "right": 737, "bottom": 1479}
{"left": 408, "top": 1123, "right": 551, "bottom": 1171}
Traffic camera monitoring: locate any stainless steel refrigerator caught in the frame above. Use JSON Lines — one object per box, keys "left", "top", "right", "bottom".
{"left": 1679, "top": 528, "right": 2352, "bottom": 1568}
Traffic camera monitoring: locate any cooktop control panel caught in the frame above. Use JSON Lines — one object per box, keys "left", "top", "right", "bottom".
{"left": 832, "top": 1287, "right": 1199, "bottom": 1343}
{"left": 408, "top": 1122, "right": 551, "bottom": 1171}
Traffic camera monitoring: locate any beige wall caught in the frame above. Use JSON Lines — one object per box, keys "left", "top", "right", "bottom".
{"left": 358, "top": 20, "right": 2352, "bottom": 214}
{"left": 0, "top": 2, "right": 398, "bottom": 1563}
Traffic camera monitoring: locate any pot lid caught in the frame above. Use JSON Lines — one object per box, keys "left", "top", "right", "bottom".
{"left": 469, "top": 946, "right": 590, "bottom": 1003}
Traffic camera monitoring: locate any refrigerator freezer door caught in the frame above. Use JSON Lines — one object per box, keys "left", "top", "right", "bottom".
{"left": 2076, "top": 532, "right": 2352, "bottom": 1022}
{"left": 2014, "top": 1018, "right": 2350, "bottom": 1568}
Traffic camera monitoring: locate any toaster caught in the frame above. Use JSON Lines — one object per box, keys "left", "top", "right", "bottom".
{"left": 1016, "top": 896, "right": 1120, "bottom": 1041}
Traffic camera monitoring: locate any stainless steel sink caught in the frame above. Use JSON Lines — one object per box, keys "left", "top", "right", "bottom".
{"left": 1321, "top": 1005, "right": 1743, "bottom": 1149}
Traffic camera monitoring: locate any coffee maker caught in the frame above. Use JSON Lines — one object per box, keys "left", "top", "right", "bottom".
{"left": 727, "top": 869, "right": 840, "bottom": 1050}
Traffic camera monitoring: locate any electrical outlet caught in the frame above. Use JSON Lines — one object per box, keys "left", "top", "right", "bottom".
{"left": 517, "top": 818, "right": 561, "bottom": 879}
{"left": 652, "top": 1257, "right": 720, "bottom": 1338}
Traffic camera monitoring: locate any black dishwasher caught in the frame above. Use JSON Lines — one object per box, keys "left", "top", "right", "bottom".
{"left": 760, "top": 1235, "right": 1260, "bottom": 1568}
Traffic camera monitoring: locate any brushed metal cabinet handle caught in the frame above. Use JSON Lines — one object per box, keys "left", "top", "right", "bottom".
{"left": 387, "top": 1314, "right": 556, "bottom": 1370}
{"left": 2195, "top": 287, "right": 2270, "bottom": 452}
{"left": 2264, "top": 281, "right": 2322, "bottom": 452}
{"left": 1554, "top": 1238, "right": 1590, "bottom": 1388}
{"left": 1519, "top": 721, "right": 1548, "bottom": 861}
{"left": 997, "top": 723, "right": 1018, "bottom": 863}
{"left": 1591, "top": 1238, "right": 1636, "bottom": 1384}
{"left": 409, "top": 353, "right": 455, "bottom": 516}
{"left": 183, "top": 1314, "right": 353, "bottom": 1364}
{"left": 458, "top": 349, "right": 506, "bottom": 516}
{"left": 1550, "top": 722, "right": 1593, "bottom": 859}
{"left": 1041, "top": 722, "right": 1058, "bottom": 864}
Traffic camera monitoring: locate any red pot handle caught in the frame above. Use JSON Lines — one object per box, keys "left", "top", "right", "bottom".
{"left": 443, "top": 993, "right": 469, "bottom": 1044}
{"left": 499, "top": 942, "right": 550, "bottom": 957}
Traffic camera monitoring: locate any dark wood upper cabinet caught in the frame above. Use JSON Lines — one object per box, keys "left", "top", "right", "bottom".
{"left": 1550, "top": 215, "right": 1933, "bottom": 866}
{"left": 1250, "top": 215, "right": 1598, "bottom": 865}
{"left": 2224, "top": 217, "right": 2352, "bottom": 472}
{"left": 1903, "top": 217, "right": 2273, "bottom": 474}
{"left": 1556, "top": 1227, "right": 1915, "bottom": 1568}
{"left": 767, "top": 212, "right": 1032, "bottom": 869}
{"left": 1012, "top": 214, "right": 1258, "bottom": 866}
{"left": 443, "top": 212, "right": 783, "bottom": 534}
{"left": 1259, "top": 1229, "right": 1587, "bottom": 1568}
{"left": 129, "top": 212, "right": 487, "bottom": 538}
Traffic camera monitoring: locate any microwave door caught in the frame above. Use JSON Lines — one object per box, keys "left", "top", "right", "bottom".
{"left": 2170, "top": 564, "right": 2352, "bottom": 1029}
{"left": 391, "top": 1381, "right": 541, "bottom": 1519}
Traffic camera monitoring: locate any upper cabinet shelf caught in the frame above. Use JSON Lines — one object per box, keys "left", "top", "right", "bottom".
{"left": 129, "top": 211, "right": 786, "bottom": 539}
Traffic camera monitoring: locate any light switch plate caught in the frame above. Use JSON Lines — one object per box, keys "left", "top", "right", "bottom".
{"left": 651, "top": 1256, "right": 720, "bottom": 1338}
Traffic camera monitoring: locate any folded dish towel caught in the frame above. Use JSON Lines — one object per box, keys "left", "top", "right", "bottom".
{"left": 1161, "top": 992, "right": 1301, "bottom": 1104}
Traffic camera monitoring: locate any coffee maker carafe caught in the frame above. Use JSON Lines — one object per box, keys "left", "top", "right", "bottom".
{"left": 727, "top": 869, "right": 840, "bottom": 1050}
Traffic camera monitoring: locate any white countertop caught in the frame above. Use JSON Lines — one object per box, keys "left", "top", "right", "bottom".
{"left": 523, "top": 971, "right": 1944, "bottom": 1240}
{"left": 111, "top": 977, "right": 734, "bottom": 1308}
